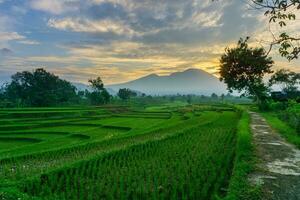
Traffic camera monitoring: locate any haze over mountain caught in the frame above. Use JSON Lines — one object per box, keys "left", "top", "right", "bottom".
{"left": 107, "top": 68, "right": 228, "bottom": 95}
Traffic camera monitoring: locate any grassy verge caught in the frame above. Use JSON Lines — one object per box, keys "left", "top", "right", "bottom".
{"left": 223, "top": 110, "right": 261, "bottom": 200}
{"left": 260, "top": 112, "right": 300, "bottom": 149}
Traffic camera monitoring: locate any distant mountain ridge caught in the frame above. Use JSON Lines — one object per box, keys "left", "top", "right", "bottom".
{"left": 107, "top": 68, "right": 228, "bottom": 95}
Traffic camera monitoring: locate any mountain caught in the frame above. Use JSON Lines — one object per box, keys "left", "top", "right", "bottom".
{"left": 107, "top": 68, "right": 228, "bottom": 95}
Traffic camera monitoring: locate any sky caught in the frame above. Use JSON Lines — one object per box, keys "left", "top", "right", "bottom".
{"left": 0, "top": 0, "right": 299, "bottom": 85}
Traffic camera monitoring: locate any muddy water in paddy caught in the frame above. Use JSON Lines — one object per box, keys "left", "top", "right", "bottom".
{"left": 249, "top": 112, "right": 300, "bottom": 200}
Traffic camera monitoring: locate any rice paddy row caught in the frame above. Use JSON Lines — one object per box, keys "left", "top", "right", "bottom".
{"left": 0, "top": 104, "right": 241, "bottom": 200}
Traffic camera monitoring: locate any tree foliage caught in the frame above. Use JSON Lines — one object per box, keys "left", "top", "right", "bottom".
{"left": 211, "top": 93, "right": 218, "bottom": 99}
{"left": 3, "top": 68, "right": 77, "bottom": 107}
{"left": 269, "top": 69, "right": 300, "bottom": 97}
{"left": 88, "top": 77, "right": 104, "bottom": 91}
{"left": 117, "top": 88, "right": 137, "bottom": 100}
{"left": 251, "top": 0, "right": 300, "bottom": 60}
{"left": 87, "top": 77, "right": 111, "bottom": 105}
{"left": 219, "top": 38, "right": 274, "bottom": 104}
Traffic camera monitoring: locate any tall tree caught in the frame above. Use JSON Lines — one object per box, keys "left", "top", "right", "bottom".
{"left": 117, "top": 88, "right": 136, "bottom": 101}
{"left": 88, "top": 77, "right": 104, "bottom": 91}
{"left": 219, "top": 38, "right": 274, "bottom": 106}
{"left": 4, "top": 68, "right": 77, "bottom": 107}
{"left": 211, "top": 93, "right": 218, "bottom": 99}
{"left": 87, "top": 77, "right": 111, "bottom": 105}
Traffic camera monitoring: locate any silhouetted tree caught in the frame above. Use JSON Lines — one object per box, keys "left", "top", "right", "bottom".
{"left": 221, "top": 94, "right": 225, "bottom": 102}
{"left": 219, "top": 38, "right": 274, "bottom": 107}
{"left": 117, "top": 88, "right": 136, "bottom": 100}
{"left": 187, "top": 95, "right": 192, "bottom": 104}
{"left": 101, "top": 89, "right": 111, "bottom": 104}
{"left": 87, "top": 77, "right": 111, "bottom": 105}
{"left": 211, "top": 93, "right": 218, "bottom": 99}
{"left": 88, "top": 77, "right": 104, "bottom": 91}
{"left": 4, "top": 68, "right": 77, "bottom": 107}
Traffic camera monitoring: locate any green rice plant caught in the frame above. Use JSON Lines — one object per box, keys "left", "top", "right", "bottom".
{"left": 0, "top": 111, "right": 219, "bottom": 186}
{"left": 21, "top": 112, "right": 239, "bottom": 200}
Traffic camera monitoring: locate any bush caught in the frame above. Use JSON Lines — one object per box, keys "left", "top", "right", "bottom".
{"left": 258, "top": 101, "right": 271, "bottom": 111}
{"left": 269, "top": 101, "right": 288, "bottom": 111}
{"left": 277, "top": 101, "right": 300, "bottom": 134}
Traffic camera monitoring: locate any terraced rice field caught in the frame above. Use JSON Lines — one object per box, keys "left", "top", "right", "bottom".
{"left": 0, "top": 104, "right": 241, "bottom": 200}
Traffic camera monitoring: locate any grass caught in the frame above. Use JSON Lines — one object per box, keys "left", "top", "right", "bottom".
{"left": 223, "top": 110, "right": 261, "bottom": 200}
{"left": 21, "top": 112, "right": 239, "bottom": 200}
{"left": 0, "top": 103, "right": 258, "bottom": 200}
{"left": 0, "top": 111, "right": 221, "bottom": 186}
{"left": 0, "top": 138, "right": 41, "bottom": 151}
{"left": 260, "top": 112, "right": 300, "bottom": 149}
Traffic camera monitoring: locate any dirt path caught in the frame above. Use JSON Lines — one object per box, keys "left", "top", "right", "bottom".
{"left": 249, "top": 112, "right": 300, "bottom": 200}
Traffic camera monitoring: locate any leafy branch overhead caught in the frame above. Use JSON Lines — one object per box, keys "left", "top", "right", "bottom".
{"left": 252, "top": 0, "right": 300, "bottom": 60}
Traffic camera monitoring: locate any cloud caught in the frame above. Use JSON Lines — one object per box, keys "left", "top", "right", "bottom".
{"left": 192, "top": 11, "right": 222, "bottom": 27}
{"left": 35, "top": 0, "right": 260, "bottom": 46}
{"left": 11, "top": 6, "right": 27, "bottom": 15}
{"left": 1, "top": 0, "right": 299, "bottom": 86}
{"left": 0, "top": 15, "right": 27, "bottom": 48}
{"left": 30, "top": 0, "right": 79, "bottom": 15}
{"left": 17, "top": 40, "right": 40, "bottom": 45}
{"left": 0, "top": 15, "right": 13, "bottom": 32}
{"left": 48, "top": 18, "right": 138, "bottom": 36}
{"left": 0, "top": 32, "right": 25, "bottom": 41}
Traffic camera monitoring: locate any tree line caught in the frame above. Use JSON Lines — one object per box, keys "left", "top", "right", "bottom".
{"left": 0, "top": 68, "right": 138, "bottom": 107}
{"left": 219, "top": 37, "right": 300, "bottom": 110}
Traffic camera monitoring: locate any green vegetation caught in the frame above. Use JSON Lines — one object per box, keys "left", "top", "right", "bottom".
{"left": 249, "top": 1, "right": 300, "bottom": 60}
{"left": 219, "top": 37, "right": 273, "bottom": 108}
{"left": 0, "top": 103, "right": 257, "bottom": 200}
{"left": 254, "top": 100, "right": 300, "bottom": 149}
{"left": 218, "top": 38, "right": 299, "bottom": 112}
{"left": 21, "top": 112, "right": 238, "bottom": 200}
{"left": 261, "top": 111, "right": 300, "bottom": 149}
{"left": 224, "top": 110, "right": 260, "bottom": 200}
{"left": 1, "top": 68, "right": 78, "bottom": 107}
{"left": 87, "top": 77, "right": 111, "bottom": 105}
{"left": 117, "top": 88, "right": 137, "bottom": 101}
{"left": 269, "top": 69, "right": 300, "bottom": 100}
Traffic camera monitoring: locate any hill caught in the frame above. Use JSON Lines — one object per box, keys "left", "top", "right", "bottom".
{"left": 107, "top": 68, "right": 227, "bottom": 95}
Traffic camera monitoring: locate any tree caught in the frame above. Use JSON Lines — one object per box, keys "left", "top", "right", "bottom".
{"left": 0, "top": 85, "right": 5, "bottom": 105}
{"left": 269, "top": 69, "right": 300, "bottom": 98}
{"left": 88, "top": 77, "right": 104, "bottom": 91}
{"left": 117, "top": 88, "right": 136, "bottom": 100}
{"left": 4, "top": 68, "right": 77, "bottom": 107}
{"left": 101, "top": 89, "right": 111, "bottom": 104}
{"left": 87, "top": 77, "right": 111, "bottom": 105}
{"left": 221, "top": 94, "right": 225, "bottom": 102}
{"left": 211, "top": 93, "right": 218, "bottom": 99}
{"left": 219, "top": 38, "right": 274, "bottom": 106}
{"left": 251, "top": 0, "right": 300, "bottom": 60}
{"left": 212, "top": 0, "right": 300, "bottom": 60}
{"left": 187, "top": 95, "right": 192, "bottom": 104}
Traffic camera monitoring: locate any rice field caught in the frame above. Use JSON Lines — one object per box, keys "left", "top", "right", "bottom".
{"left": 0, "top": 104, "right": 242, "bottom": 200}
